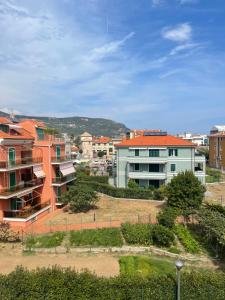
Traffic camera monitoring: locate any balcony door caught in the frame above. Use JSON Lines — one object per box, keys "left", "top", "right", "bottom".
{"left": 8, "top": 148, "right": 15, "bottom": 167}
{"left": 9, "top": 172, "right": 16, "bottom": 190}
{"left": 56, "top": 146, "right": 61, "bottom": 159}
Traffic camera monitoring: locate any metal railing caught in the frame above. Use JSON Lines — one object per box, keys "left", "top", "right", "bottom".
{"left": 0, "top": 157, "right": 42, "bottom": 169}
{"left": 3, "top": 200, "right": 50, "bottom": 219}
{"left": 51, "top": 155, "right": 73, "bottom": 163}
{"left": 0, "top": 179, "right": 44, "bottom": 196}
{"left": 52, "top": 174, "right": 75, "bottom": 184}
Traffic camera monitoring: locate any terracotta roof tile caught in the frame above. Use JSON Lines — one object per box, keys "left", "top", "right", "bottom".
{"left": 0, "top": 117, "right": 12, "bottom": 124}
{"left": 93, "top": 137, "right": 112, "bottom": 143}
{"left": 116, "top": 135, "right": 195, "bottom": 147}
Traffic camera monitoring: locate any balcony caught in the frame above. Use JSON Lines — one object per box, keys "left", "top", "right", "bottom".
{"left": 52, "top": 174, "right": 76, "bottom": 186}
{"left": 0, "top": 179, "right": 44, "bottom": 199}
{"left": 129, "top": 171, "right": 166, "bottom": 180}
{"left": 51, "top": 155, "right": 73, "bottom": 164}
{"left": 128, "top": 156, "right": 167, "bottom": 164}
{"left": 3, "top": 200, "right": 50, "bottom": 220}
{"left": 0, "top": 157, "right": 42, "bottom": 171}
{"left": 194, "top": 153, "right": 206, "bottom": 163}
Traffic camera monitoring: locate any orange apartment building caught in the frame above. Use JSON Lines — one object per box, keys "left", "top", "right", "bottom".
{"left": 209, "top": 125, "right": 225, "bottom": 171}
{"left": 0, "top": 117, "right": 75, "bottom": 227}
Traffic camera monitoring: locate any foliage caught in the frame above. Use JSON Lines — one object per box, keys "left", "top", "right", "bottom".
{"left": 76, "top": 171, "right": 109, "bottom": 184}
{"left": 121, "top": 223, "right": 152, "bottom": 246}
{"left": 25, "top": 232, "right": 65, "bottom": 249}
{"left": 97, "top": 150, "right": 105, "bottom": 158}
{"left": 62, "top": 184, "right": 99, "bottom": 213}
{"left": 166, "top": 171, "right": 205, "bottom": 211}
{"left": 157, "top": 207, "right": 179, "bottom": 228}
{"left": 152, "top": 185, "right": 166, "bottom": 200}
{"left": 0, "top": 222, "right": 20, "bottom": 242}
{"left": 206, "top": 167, "right": 221, "bottom": 183}
{"left": 127, "top": 179, "right": 139, "bottom": 189}
{"left": 119, "top": 256, "right": 175, "bottom": 277}
{"left": 167, "top": 246, "right": 181, "bottom": 254}
{"left": 77, "top": 180, "right": 155, "bottom": 200}
{"left": 44, "top": 127, "right": 59, "bottom": 135}
{"left": 174, "top": 225, "right": 201, "bottom": 254}
{"left": 70, "top": 228, "right": 123, "bottom": 247}
{"left": 0, "top": 266, "right": 225, "bottom": 299}
{"left": 204, "top": 203, "right": 225, "bottom": 216}
{"left": 197, "top": 147, "right": 209, "bottom": 161}
{"left": 151, "top": 225, "right": 175, "bottom": 247}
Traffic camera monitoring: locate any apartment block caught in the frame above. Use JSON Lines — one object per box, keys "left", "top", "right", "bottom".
{"left": 0, "top": 117, "right": 75, "bottom": 226}
{"left": 177, "top": 132, "right": 208, "bottom": 146}
{"left": 115, "top": 131, "right": 205, "bottom": 188}
{"left": 209, "top": 125, "right": 225, "bottom": 171}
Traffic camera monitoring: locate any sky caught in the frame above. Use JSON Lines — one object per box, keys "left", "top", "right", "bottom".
{"left": 0, "top": 0, "right": 225, "bottom": 133}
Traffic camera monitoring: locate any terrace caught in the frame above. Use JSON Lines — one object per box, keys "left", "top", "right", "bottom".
{"left": 0, "top": 157, "right": 43, "bottom": 171}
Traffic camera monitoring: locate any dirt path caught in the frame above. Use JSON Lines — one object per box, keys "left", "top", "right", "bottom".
{"left": 0, "top": 244, "right": 119, "bottom": 277}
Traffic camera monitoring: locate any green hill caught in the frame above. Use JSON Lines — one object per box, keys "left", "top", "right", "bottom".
{"left": 0, "top": 111, "right": 129, "bottom": 137}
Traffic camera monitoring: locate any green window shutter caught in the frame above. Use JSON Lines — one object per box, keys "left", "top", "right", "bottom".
{"left": 9, "top": 172, "right": 16, "bottom": 189}
{"left": 36, "top": 128, "right": 44, "bottom": 140}
{"left": 57, "top": 187, "right": 61, "bottom": 197}
{"left": 135, "top": 149, "right": 139, "bottom": 156}
{"left": 149, "top": 150, "right": 159, "bottom": 157}
{"left": 56, "top": 146, "right": 61, "bottom": 158}
{"left": 8, "top": 148, "right": 15, "bottom": 166}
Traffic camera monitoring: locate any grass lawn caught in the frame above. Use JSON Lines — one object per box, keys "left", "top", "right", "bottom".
{"left": 70, "top": 228, "right": 123, "bottom": 247}
{"left": 119, "top": 255, "right": 176, "bottom": 277}
{"left": 25, "top": 232, "right": 65, "bottom": 248}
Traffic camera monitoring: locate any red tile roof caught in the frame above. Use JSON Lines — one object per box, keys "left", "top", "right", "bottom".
{"left": 0, "top": 117, "right": 12, "bottom": 124}
{"left": 20, "top": 119, "right": 46, "bottom": 128}
{"left": 93, "top": 137, "right": 112, "bottom": 143}
{"left": 116, "top": 135, "right": 195, "bottom": 147}
{"left": 0, "top": 127, "right": 34, "bottom": 140}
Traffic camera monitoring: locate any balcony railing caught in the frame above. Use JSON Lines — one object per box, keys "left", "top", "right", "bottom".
{"left": 52, "top": 174, "right": 75, "bottom": 184}
{"left": 3, "top": 200, "right": 50, "bottom": 219}
{"left": 51, "top": 155, "right": 73, "bottom": 163}
{"left": 37, "top": 134, "right": 65, "bottom": 143}
{"left": 0, "top": 179, "right": 44, "bottom": 196}
{"left": 0, "top": 157, "right": 42, "bottom": 169}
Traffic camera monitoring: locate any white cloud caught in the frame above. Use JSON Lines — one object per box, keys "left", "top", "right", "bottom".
{"left": 162, "top": 23, "right": 192, "bottom": 42}
{"left": 169, "top": 43, "right": 198, "bottom": 55}
{"left": 151, "top": 0, "right": 165, "bottom": 7}
{"left": 180, "top": 0, "right": 199, "bottom": 4}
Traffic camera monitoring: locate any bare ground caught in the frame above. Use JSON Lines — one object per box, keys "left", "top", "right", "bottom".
{"left": 205, "top": 183, "right": 225, "bottom": 205}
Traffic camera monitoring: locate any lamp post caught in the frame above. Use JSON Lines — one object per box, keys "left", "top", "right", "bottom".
{"left": 175, "top": 260, "right": 184, "bottom": 300}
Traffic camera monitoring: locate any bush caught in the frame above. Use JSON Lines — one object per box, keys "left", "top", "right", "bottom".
{"left": 25, "top": 232, "right": 65, "bottom": 248}
{"left": 157, "top": 207, "right": 179, "bottom": 228}
{"left": 62, "top": 184, "right": 99, "bottom": 212}
{"left": 77, "top": 180, "right": 155, "bottom": 200}
{"left": 151, "top": 225, "right": 175, "bottom": 247}
{"left": 206, "top": 167, "right": 221, "bottom": 183}
{"left": 168, "top": 246, "right": 181, "bottom": 254}
{"left": 70, "top": 228, "right": 123, "bottom": 247}
{"left": 121, "top": 223, "right": 152, "bottom": 245}
{"left": 77, "top": 171, "right": 109, "bottom": 184}
{"left": 0, "top": 222, "right": 20, "bottom": 242}
{"left": 127, "top": 179, "right": 139, "bottom": 189}
{"left": 174, "top": 225, "right": 201, "bottom": 254}
{"left": 1, "top": 267, "right": 224, "bottom": 299}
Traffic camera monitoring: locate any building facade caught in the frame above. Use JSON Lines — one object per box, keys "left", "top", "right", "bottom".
{"left": 0, "top": 118, "right": 75, "bottom": 226}
{"left": 177, "top": 132, "right": 208, "bottom": 146}
{"left": 209, "top": 125, "right": 225, "bottom": 171}
{"left": 115, "top": 132, "right": 205, "bottom": 188}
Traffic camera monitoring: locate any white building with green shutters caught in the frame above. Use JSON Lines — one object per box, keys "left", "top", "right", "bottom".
{"left": 115, "top": 132, "right": 205, "bottom": 188}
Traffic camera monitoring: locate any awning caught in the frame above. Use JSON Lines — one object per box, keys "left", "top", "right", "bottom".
{"left": 33, "top": 165, "right": 46, "bottom": 178}
{"left": 60, "top": 162, "right": 75, "bottom": 176}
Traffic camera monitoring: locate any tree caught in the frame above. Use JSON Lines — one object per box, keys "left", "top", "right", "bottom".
{"left": 157, "top": 207, "right": 180, "bottom": 228}
{"left": 166, "top": 171, "right": 205, "bottom": 211}
{"left": 0, "top": 222, "right": 20, "bottom": 242}
{"left": 44, "top": 127, "right": 59, "bottom": 135}
{"left": 97, "top": 151, "right": 105, "bottom": 158}
{"left": 127, "top": 179, "right": 139, "bottom": 189}
{"left": 61, "top": 184, "right": 99, "bottom": 213}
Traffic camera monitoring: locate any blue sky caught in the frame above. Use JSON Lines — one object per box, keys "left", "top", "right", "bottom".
{"left": 0, "top": 0, "right": 225, "bottom": 133}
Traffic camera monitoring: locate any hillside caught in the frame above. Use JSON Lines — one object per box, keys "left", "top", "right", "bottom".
{"left": 0, "top": 111, "right": 129, "bottom": 137}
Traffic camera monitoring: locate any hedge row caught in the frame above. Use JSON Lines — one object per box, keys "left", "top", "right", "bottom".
{"left": 77, "top": 180, "right": 156, "bottom": 200}
{"left": 0, "top": 267, "right": 224, "bottom": 299}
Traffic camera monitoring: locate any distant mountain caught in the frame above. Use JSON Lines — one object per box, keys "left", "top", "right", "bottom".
{"left": 0, "top": 111, "right": 129, "bottom": 137}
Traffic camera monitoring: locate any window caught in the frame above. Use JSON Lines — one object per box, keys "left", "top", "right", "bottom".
{"left": 135, "top": 149, "right": 139, "bottom": 156}
{"left": 134, "top": 163, "right": 139, "bottom": 171}
{"left": 56, "top": 145, "right": 61, "bottom": 159}
{"left": 36, "top": 128, "right": 44, "bottom": 141}
{"left": 170, "top": 164, "right": 176, "bottom": 172}
{"left": 134, "top": 179, "right": 139, "bottom": 185}
{"left": 149, "top": 149, "right": 159, "bottom": 157}
{"left": 149, "top": 164, "right": 160, "bottom": 172}
{"left": 169, "top": 149, "right": 178, "bottom": 157}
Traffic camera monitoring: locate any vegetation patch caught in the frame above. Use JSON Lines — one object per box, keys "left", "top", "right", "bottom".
{"left": 70, "top": 228, "right": 123, "bottom": 247}
{"left": 25, "top": 232, "right": 65, "bottom": 249}
{"left": 206, "top": 167, "right": 221, "bottom": 183}
{"left": 174, "top": 225, "right": 201, "bottom": 254}
{"left": 121, "top": 223, "right": 152, "bottom": 246}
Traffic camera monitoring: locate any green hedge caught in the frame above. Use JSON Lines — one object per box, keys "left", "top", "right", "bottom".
{"left": 174, "top": 225, "right": 201, "bottom": 254}
{"left": 70, "top": 228, "right": 123, "bottom": 247}
{"left": 25, "top": 232, "right": 65, "bottom": 249}
{"left": 0, "top": 267, "right": 224, "bottom": 299}
{"left": 77, "top": 180, "right": 155, "bottom": 199}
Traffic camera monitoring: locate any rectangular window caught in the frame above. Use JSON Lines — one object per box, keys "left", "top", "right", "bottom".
{"left": 36, "top": 128, "right": 44, "bottom": 141}
{"left": 149, "top": 149, "right": 159, "bottom": 157}
{"left": 169, "top": 149, "right": 178, "bottom": 157}
{"left": 56, "top": 146, "right": 61, "bottom": 159}
{"left": 149, "top": 164, "right": 160, "bottom": 172}
{"left": 134, "top": 163, "right": 139, "bottom": 171}
{"left": 170, "top": 164, "right": 176, "bottom": 172}
{"left": 135, "top": 149, "right": 139, "bottom": 156}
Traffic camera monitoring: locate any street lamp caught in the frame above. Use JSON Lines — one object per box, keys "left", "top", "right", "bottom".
{"left": 175, "top": 260, "right": 184, "bottom": 300}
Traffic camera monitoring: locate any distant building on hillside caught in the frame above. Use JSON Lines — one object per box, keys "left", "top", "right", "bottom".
{"left": 177, "top": 132, "right": 208, "bottom": 146}
{"left": 115, "top": 131, "right": 205, "bottom": 188}
{"left": 209, "top": 125, "right": 225, "bottom": 171}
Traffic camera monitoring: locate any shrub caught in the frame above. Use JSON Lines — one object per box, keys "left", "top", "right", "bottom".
{"left": 151, "top": 225, "right": 175, "bottom": 247}
{"left": 0, "top": 222, "right": 20, "bottom": 242}
{"left": 25, "top": 232, "right": 65, "bottom": 249}
{"left": 70, "top": 228, "right": 123, "bottom": 247}
{"left": 168, "top": 246, "right": 181, "bottom": 254}
{"left": 174, "top": 225, "right": 201, "bottom": 254}
{"left": 127, "top": 179, "right": 139, "bottom": 189}
{"left": 157, "top": 207, "right": 179, "bottom": 228}
{"left": 121, "top": 223, "right": 152, "bottom": 245}
{"left": 166, "top": 171, "right": 206, "bottom": 211}
{"left": 62, "top": 184, "right": 99, "bottom": 213}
